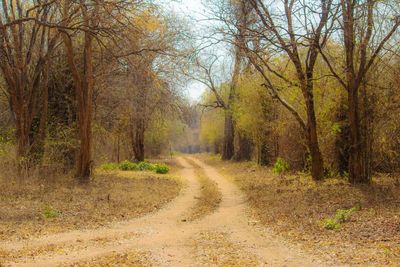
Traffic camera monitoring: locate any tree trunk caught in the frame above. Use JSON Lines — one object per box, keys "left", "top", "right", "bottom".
{"left": 234, "top": 132, "right": 252, "bottom": 161}
{"left": 222, "top": 110, "right": 234, "bottom": 160}
{"left": 335, "top": 100, "right": 350, "bottom": 176}
{"left": 304, "top": 88, "right": 324, "bottom": 180}
{"left": 257, "top": 140, "right": 269, "bottom": 166}
{"left": 348, "top": 85, "right": 370, "bottom": 184}
{"left": 132, "top": 118, "right": 145, "bottom": 162}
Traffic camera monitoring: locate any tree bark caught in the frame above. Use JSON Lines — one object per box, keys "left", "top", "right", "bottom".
{"left": 257, "top": 139, "right": 269, "bottom": 166}
{"left": 234, "top": 132, "right": 252, "bottom": 161}
{"left": 347, "top": 84, "right": 370, "bottom": 183}
{"left": 222, "top": 110, "right": 234, "bottom": 160}
{"left": 131, "top": 117, "right": 145, "bottom": 162}
{"left": 304, "top": 87, "right": 324, "bottom": 180}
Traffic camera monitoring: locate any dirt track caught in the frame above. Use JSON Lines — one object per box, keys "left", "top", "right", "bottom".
{"left": 0, "top": 157, "right": 330, "bottom": 266}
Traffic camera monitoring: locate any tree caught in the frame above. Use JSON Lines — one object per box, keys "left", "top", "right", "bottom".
{"left": 60, "top": 0, "right": 100, "bottom": 181}
{"left": 320, "top": 0, "right": 400, "bottom": 183}
{"left": 0, "top": 0, "right": 60, "bottom": 166}
{"left": 240, "top": 0, "right": 335, "bottom": 180}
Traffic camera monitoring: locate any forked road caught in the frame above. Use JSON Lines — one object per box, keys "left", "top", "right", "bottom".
{"left": 1, "top": 157, "right": 328, "bottom": 266}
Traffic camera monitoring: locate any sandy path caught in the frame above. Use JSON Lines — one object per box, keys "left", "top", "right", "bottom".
{"left": 1, "top": 157, "right": 330, "bottom": 266}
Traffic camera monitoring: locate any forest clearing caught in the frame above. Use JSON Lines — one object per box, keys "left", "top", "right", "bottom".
{"left": 0, "top": 0, "right": 399, "bottom": 266}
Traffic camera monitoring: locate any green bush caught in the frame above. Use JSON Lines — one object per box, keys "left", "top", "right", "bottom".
{"left": 43, "top": 205, "right": 60, "bottom": 219}
{"left": 137, "top": 161, "right": 155, "bottom": 171}
{"left": 273, "top": 157, "right": 289, "bottom": 174}
{"left": 100, "top": 160, "right": 169, "bottom": 174}
{"left": 119, "top": 160, "right": 138, "bottom": 171}
{"left": 155, "top": 164, "right": 169, "bottom": 174}
{"left": 100, "top": 162, "right": 119, "bottom": 171}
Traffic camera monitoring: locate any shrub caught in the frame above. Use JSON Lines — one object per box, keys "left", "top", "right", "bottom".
{"left": 273, "top": 157, "right": 289, "bottom": 174}
{"left": 155, "top": 164, "right": 169, "bottom": 174}
{"left": 100, "top": 162, "right": 119, "bottom": 171}
{"left": 137, "top": 161, "right": 155, "bottom": 171}
{"left": 43, "top": 205, "right": 60, "bottom": 219}
{"left": 119, "top": 160, "right": 138, "bottom": 171}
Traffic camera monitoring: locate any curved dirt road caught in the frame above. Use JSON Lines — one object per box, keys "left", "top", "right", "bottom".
{"left": 0, "top": 157, "right": 328, "bottom": 266}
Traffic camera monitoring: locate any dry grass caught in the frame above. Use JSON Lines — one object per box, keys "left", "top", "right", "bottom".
{"left": 68, "top": 250, "right": 150, "bottom": 267}
{"left": 202, "top": 155, "right": 400, "bottom": 266}
{"left": 185, "top": 161, "right": 222, "bottom": 221}
{"left": 193, "top": 231, "right": 260, "bottom": 266}
{"left": 0, "top": 168, "right": 182, "bottom": 242}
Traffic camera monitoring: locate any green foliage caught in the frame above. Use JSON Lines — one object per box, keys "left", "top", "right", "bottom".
{"left": 155, "top": 164, "right": 169, "bottom": 174}
{"left": 321, "top": 206, "right": 359, "bottom": 230}
{"left": 273, "top": 158, "right": 289, "bottom": 174}
{"left": 334, "top": 207, "right": 357, "bottom": 223}
{"left": 100, "top": 160, "right": 169, "bottom": 174}
{"left": 42, "top": 205, "right": 60, "bottom": 219}
{"left": 137, "top": 161, "right": 155, "bottom": 171}
{"left": 100, "top": 162, "right": 120, "bottom": 171}
{"left": 119, "top": 160, "right": 138, "bottom": 171}
{"left": 331, "top": 122, "right": 342, "bottom": 134}
{"left": 321, "top": 218, "right": 341, "bottom": 230}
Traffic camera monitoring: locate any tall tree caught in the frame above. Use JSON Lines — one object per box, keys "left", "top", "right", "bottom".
{"left": 241, "top": 0, "right": 335, "bottom": 180}
{"left": 320, "top": 0, "right": 400, "bottom": 183}
{"left": 60, "top": 0, "right": 99, "bottom": 181}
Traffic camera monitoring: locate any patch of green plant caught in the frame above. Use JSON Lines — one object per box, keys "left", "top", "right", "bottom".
{"left": 155, "top": 164, "right": 169, "bottom": 174}
{"left": 334, "top": 207, "right": 357, "bottom": 223}
{"left": 321, "top": 206, "right": 359, "bottom": 230}
{"left": 273, "top": 157, "right": 289, "bottom": 174}
{"left": 100, "top": 160, "right": 169, "bottom": 174}
{"left": 119, "top": 160, "right": 138, "bottom": 171}
{"left": 100, "top": 162, "right": 119, "bottom": 171}
{"left": 331, "top": 122, "right": 342, "bottom": 135}
{"left": 42, "top": 205, "right": 60, "bottom": 219}
{"left": 321, "top": 218, "right": 341, "bottom": 230}
{"left": 137, "top": 161, "right": 155, "bottom": 171}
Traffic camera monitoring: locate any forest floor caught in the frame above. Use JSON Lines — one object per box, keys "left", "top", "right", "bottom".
{"left": 0, "top": 156, "right": 330, "bottom": 267}
{"left": 201, "top": 154, "right": 400, "bottom": 266}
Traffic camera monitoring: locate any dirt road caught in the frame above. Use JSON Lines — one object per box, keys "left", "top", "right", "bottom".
{"left": 0, "top": 157, "right": 329, "bottom": 266}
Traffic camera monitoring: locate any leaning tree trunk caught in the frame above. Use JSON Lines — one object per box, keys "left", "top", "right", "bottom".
{"left": 348, "top": 85, "right": 370, "bottom": 184}
{"left": 222, "top": 110, "right": 234, "bottom": 160}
